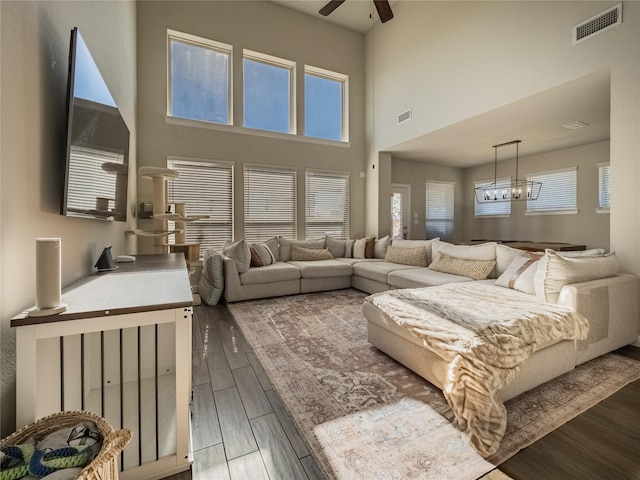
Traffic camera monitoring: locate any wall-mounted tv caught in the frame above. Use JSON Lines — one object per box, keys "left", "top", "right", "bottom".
{"left": 62, "top": 27, "right": 130, "bottom": 221}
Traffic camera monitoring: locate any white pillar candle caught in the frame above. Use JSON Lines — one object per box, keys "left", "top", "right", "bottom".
{"left": 35, "top": 238, "right": 63, "bottom": 309}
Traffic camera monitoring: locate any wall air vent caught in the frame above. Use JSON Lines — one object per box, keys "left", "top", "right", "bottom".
{"left": 397, "top": 108, "right": 412, "bottom": 125}
{"left": 573, "top": 3, "right": 622, "bottom": 45}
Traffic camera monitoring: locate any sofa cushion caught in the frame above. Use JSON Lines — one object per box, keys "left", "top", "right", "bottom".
{"left": 535, "top": 250, "right": 619, "bottom": 303}
{"left": 387, "top": 268, "right": 474, "bottom": 289}
{"left": 287, "top": 259, "right": 353, "bottom": 279}
{"left": 249, "top": 242, "right": 276, "bottom": 267}
{"left": 279, "top": 237, "right": 325, "bottom": 262}
{"left": 431, "top": 240, "right": 497, "bottom": 262}
{"left": 496, "top": 244, "right": 524, "bottom": 277}
{"left": 428, "top": 252, "right": 496, "bottom": 280}
{"left": 391, "top": 238, "right": 439, "bottom": 264}
{"left": 384, "top": 245, "right": 428, "bottom": 267}
{"left": 326, "top": 236, "right": 347, "bottom": 258}
{"left": 373, "top": 236, "right": 392, "bottom": 259}
{"left": 345, "top": 239, "right": 355, "bottom": 258}
{"left": 223, "top": 239, "right": 251, "bottom": 273}
{"left": 240, "top": 262, "right": 301, "bottom": 285}
{"left": 335, "top": 258, "right": 385, "bottom": 265}
{"left": 291, "top": 246, "right": 334, "bottom": 261}
{"left": 354, "top": 261, "right": 420, "bottom": 283}
{"left": 354, "top": 237, "right": 376, "bottom": 259}
{"left": 495, "top": 252, "right": 542, "bottom": 294}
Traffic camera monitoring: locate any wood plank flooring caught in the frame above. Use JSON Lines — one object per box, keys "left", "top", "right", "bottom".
{"left": 162, "top": 302, "right": 640, "bottom": 480}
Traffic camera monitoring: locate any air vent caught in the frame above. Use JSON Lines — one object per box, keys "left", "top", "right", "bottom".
{"left": 397, "top": 108, "right": 412, "bottom": 125}
{"left": 573, "top": 3, "right": 622, "bottom": 45}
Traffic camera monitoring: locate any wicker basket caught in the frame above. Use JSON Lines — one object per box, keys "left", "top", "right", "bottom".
{"left": 1, "top": 411, "right": 132, "bottom": 480}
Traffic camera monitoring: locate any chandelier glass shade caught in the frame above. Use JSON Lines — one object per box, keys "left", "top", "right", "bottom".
{"left": 474, "top": 140, "right": 542, "bottom": 203}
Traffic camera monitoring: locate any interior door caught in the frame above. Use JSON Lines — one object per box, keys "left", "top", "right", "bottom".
{"left": 390, "top": 184, "right": 411, "bottom": 239}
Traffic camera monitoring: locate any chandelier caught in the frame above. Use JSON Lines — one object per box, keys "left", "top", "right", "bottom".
{"left": 474, "top": 140, "right": 542, "bottom": 203}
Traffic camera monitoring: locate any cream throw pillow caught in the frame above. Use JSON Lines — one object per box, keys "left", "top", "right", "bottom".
{"left": 223, "top": 239, "right": 251, "bottom": 273}
{"left": 495, "top": 252, "right": 541, "bottom": 295}
{"left": 291, "top": 246, "right": 334, "bottom": 261}
{"left": 326, "top": 236, "right": 347, "bottom": 258}
{"left": 373, "top": 236, "right": 392, "bottom": 259}
{"left": 384, "top": 245, "right": 428, "bottom": 267}
{"left": 391, "top": 238, "right": 439, "bottom": 264}
{"left": 428, "top": 252, "right": 496, "bottom": 280}
{"left": 535, "top": 249, "right": 619, "bottom": 303}
{"left": 249, "top": 242, "right": 276, "bottom": 267}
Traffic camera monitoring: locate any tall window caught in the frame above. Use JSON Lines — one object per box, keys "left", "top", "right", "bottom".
{"left": 304, "top": 66, "right": 348, "bottom": 142}
{"left": 243, "top": 50, "right": 295, "bottom": 134}
{"left": 244, "top": 165, "right": 296, "bottom": 242}
{"left": 305, "top": 170, "right": 350, "bottom": 239}
{"left": 168, "top": 30, "right": 232, "bottom": 125}
{"left": 474, "top": 178, "right": 511, "bottom": 217}
{"left": 426, "top": 181, "right": 454, "bottom": 241}
{"left": 598, "top": 162, "right": 611, "bottom": 211}
{"left": 526, "top": 167, "right": 578, "bottom": 213}
{"left": 167, "top": 157, "right": 234, "bottom": 254}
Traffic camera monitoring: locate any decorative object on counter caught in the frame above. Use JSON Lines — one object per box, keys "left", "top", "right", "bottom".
{"left": 28, "top": 238, "right": 68, "bottom": 318}
{"left": 94, "top": 246, "right": 117, "bottom": 272}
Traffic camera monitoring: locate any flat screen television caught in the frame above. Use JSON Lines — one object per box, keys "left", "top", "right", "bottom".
{"left": 62, "top": 27, "right": 130, "bottom": 221}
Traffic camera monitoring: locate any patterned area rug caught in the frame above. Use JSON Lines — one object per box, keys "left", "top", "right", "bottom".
{"left": 227, "top": 289, "right": 640, "bottom": 480}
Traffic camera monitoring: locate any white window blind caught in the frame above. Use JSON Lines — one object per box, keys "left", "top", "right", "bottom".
{"left": 474, "top": 177, "right": 511, "bottom": 216}
{"left": 167, "top": 158, "right": 233, "bottom": 254}
{"left": 426, "top": 181, "right": 454, "bottom": 242}
{"left": 305, "top": 170, "right": 350, "bottom": 239}
{"left": 244, "top": 165, "right": 297, "bottom": 242}
{"left": 526, "top": 167, "right": 577, "bottom": 213}
{"left": 598, "top": 163, "right": 611, "bottom": 210}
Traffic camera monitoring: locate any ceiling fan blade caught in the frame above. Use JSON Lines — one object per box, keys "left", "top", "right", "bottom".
{"left": 319, "top": 0, "right": 345, "bottom": 16}
{"left": 373, "top": 0, "right": 394, "bottom": 23}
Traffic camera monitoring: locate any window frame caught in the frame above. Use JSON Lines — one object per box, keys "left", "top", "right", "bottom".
{"left": 597, "top": 162, "right": 611, "bottom": 213}
{"left": 304, "top": 65, "right": 349, "bottom": 142}
{"left": 473, "top": 176, "right": 512, "bottom": 217}
{"left": 525, "top": 167, "right": 578, "bottom": 215}
{"left": 305, "top": 169, "right": 350, "bottom": 240}
{"left": 425, "top": 180, "right": 455, "bottom": 242}
{"left": 243, "top": 49, "right": 296, "bottom": 135}
{"left": 167, "top": 30, "right": 233, "bottom": 126}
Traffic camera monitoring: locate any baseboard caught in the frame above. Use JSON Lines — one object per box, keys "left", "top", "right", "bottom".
{"left": 632, "top": 335, "right": 640, "bottom": 347}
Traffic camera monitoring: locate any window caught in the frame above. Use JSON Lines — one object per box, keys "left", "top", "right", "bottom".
{"left": 426, "top": 181, "right": 454, "bottom": 242}
{"left": 243, "top": 50, "right": 295, "bottom": 134}
{"left": 526, "top": 167, "right": 578, "bottom": 214}
{"left": 304, "top": 66, "right": 348, "bottom": 142}
{"left": 167, "top": 157, "right": 234, "bottom": 255}
{"left": 305, "top": 170, "right": 350, "bottom": 239}
{"left": 244, "top": 165, "right": 296, "bottom": 242}
{"left": 598, "top": 162, "right": 611, "bottom": 211}
{"left": 474, "top": 178, "right": 511, "bottom": 217}
{"left": 168, "top": 30, "right": 232, "bottom": 125}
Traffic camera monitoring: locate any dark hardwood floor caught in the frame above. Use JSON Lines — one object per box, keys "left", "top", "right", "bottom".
{"left": 163, "top": 302, "right": 640, "bottom": 480}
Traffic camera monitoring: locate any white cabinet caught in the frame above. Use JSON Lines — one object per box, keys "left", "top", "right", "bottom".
{"left": 12, "top": 254, "right": 193, "bottom": 480}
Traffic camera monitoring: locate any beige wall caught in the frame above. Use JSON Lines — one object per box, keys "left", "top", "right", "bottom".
{"left": 135, "top": 1, "right": 366, "bottom": 246}
{"left": 367, "top": 2, "right": 639, "bottom": 279}
{"left": 0, "top": 1, "right": 137, "bottom": 435}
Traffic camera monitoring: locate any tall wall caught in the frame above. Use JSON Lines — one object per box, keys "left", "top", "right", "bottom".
{"left": 0, "top": 1, "right": 137, "bottom": 435}
{"left": 135, "top": 1, "right": 366, "bottom": 246}
{"left": 367, "top": 2, "right": 639, "bottom": 278}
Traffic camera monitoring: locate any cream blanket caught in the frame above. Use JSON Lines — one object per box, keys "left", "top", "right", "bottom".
{"left": 366, "top": 283, "right": 589, "bottom": 456}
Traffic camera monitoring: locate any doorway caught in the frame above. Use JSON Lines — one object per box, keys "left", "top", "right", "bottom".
{"left": 390, "top": 184, "right": 411, "bottom": 239}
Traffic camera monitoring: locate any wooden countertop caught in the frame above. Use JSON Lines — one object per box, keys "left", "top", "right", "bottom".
{"left": 12, "top": 253, "right": 193, "bottom": 327}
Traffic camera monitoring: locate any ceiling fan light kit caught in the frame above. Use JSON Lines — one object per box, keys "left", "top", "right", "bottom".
{"left": 319, "top": 0, "right": 394, "bottom": 23}
{"left": 475, "top": 140, "right": 542, "bottom": 203}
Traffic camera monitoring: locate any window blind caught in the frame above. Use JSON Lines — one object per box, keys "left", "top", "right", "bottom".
{"left": 244, "top": 165, "right": 296, "bottom": 242}
{"left": 426, "top": 181, "right": 454, "bottom": 242}
{"left": 305, "top": 170, "right": 350, "bottom": 239}
{"left": 474, "top": 177, "right": 511, "bottom": 216}
{"left": 598, "top": 163, "right": 611, "bottom": 209}
{"left": 167, "top": 158, "right": 233, "bottom": 254}
{"left": 526, "top": 167, "right": 577, "bottom": 212}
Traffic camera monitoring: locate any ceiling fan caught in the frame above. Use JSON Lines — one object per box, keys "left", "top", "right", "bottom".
{"left": 319, "top": 0, "right": 394, "bottom": 23}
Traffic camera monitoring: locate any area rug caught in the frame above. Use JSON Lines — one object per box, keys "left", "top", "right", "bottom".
{"left": 227, "top": 289, "right": 640, "bottom": 480}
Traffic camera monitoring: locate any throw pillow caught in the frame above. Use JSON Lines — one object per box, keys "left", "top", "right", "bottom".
{"left": 373, "top": 236, "right": 392, "bottom": 259}
{"left": 391, "top": 237, "right": 439, "bottom": 264}
{"left": 223, "top": 239, "right": 251, "bottom": 273}
{"left": 494, "top": 252, "right": 542, "bottom": 295}
{"left": 278, "top": 237, "right": 325, "bottom": 262}
{"left": 384, "top": 245, "right": 428, "bottom": 267}
{"left": 427, "top": 252, "right": 496, "bottom": 280}
{"left": 291, "top": 246, "right": 334, "bottom": 261}
{"left": 249, "top": 242, "right": 276, "bottom": 267}
{"left": 326, "top": 236, "right": 347, "bottom": 258}
{"left": 365, "top": 237, "right": 376, "bottom": 258}
{"left": 345, "top": 239, "right": 355, "bottom": 258}
{"left": 353, "top": 237, "right": 367, "bottom": 259}
{"left": 534, "top": 250, "right": 619, "bottom": 303}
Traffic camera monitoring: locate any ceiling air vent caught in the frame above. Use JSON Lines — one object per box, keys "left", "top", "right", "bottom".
{"left": 397, "top": 108, "right": 412, "bottom": 125}
{"left": 573, "top": 3, "right": 622, "bottom": 45}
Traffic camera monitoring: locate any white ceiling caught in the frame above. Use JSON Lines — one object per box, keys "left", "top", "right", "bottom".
{"left": 271, "top": 1, "right": 610, "bottom": 168}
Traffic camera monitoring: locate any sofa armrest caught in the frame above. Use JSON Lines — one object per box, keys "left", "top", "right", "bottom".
{"left": 557, "top": 273, "right": 639, "bottom": 364}
{"left": 221, "top": 253, "right": 244, "bottom": 302}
